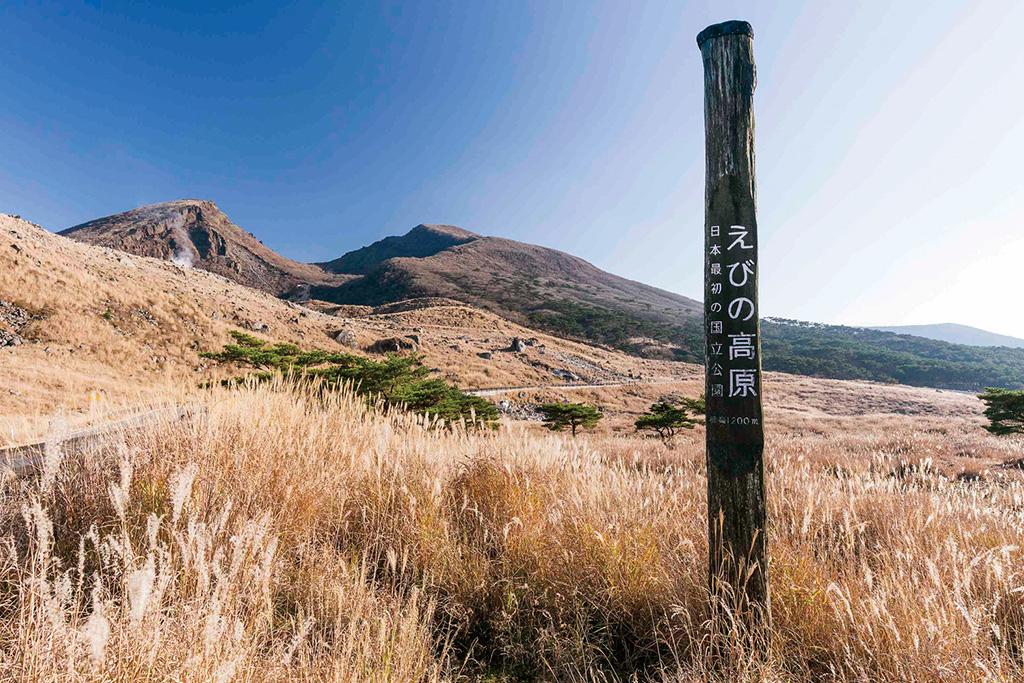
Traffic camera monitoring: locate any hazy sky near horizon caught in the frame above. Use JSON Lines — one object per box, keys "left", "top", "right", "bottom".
{"left": 2, "top": 1, "right": 1022, "bottom": 337}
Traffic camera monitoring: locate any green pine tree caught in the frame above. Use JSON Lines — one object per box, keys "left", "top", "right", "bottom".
{"left": 202, "top": 331, "right": 498, "bottom": 429}
{"left": 635, "top": 396, "right": 703, "bottom": 445}
{"left": 537, "top": 402, "right": 603, "bottom": 437}
{"left": 978, "top": 388, "right": 1024, "bottom": 436}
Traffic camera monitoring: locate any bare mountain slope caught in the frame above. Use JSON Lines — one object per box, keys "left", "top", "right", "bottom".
{"left": 61, "top": 200, "right": 349, "bottom": 296}
{"left": 311, "top": 227, "right": 704, "bottom": 358}
{"left": 0, "top": 212, "right": 692, "bottom": 419}
{"left": 318, "top": 223, "right": 478, "bottom": 275}
{"left": 311, "top": 226, "right": 1024, "bottom": 390}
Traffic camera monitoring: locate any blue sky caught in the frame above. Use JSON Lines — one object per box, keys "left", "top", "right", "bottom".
{"left": 2, "top": 1, "right": 1022, "bottom": 337}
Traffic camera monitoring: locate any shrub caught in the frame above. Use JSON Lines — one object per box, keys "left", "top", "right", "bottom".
{"left": 537, "top": 402, "right": 602, "bottom": 437}
{"left": 978, "top": 387, "right": 1024, "bottom": 436}
{"left": 202, "top": 331, "right": 498, "bottom": 428}
{"left": 635, "top": 396, "right": 703, "bottom": 445}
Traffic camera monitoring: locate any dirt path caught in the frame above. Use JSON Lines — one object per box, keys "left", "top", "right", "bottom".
{"left": 465, "top": 379, "right": 684, "bottom": 397}
{"left": 0, "top": 404, "right": 198, "bottom": 477}
{"left": 1, "top": 380, "right": 686, "bottom": 475}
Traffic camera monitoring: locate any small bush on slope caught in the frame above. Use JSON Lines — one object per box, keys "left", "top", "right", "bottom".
{"left": 201, "top": 330, "right": 498, "bottom": 429}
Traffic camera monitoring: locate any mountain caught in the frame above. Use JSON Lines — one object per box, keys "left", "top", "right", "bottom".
{"left": 310, "top": 227, "right": 1024, "bottom": 390}
{"left": 4, "top": 212, "right": 692, "bottom": 414}
{"left": 317, "top": 224, "right": 478, "bottom": 274}
{"left": 58, "top": 203, "right": 1024, "bottom": 391}
{"left": 311, "top": 225, "right": 705, "bottom": 360}
{"left": 870, "top": 323, "right": 1024, "bottom": 349}
{"left": 61, "top": 200, "right": 349, "bottom": 297}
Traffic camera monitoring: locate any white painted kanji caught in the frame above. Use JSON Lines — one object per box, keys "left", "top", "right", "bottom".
{"left": 728, "top": 332, "right": 756, "bottom": 360}
{"left": 729, "top": 368, "right": 758, "bottom": 398}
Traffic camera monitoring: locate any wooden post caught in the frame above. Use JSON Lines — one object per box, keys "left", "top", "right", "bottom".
{"left": 697, "top": 20, "right": 769, "bottom": 629}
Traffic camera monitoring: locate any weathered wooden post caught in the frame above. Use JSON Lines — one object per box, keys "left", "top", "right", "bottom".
{"left": 697, "top": 20, "right": 769, "bottom": 631}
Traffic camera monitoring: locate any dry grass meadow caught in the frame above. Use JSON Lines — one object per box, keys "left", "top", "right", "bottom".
{"left": 5, "top": 212, "right": 1024, "bottom": 680}
{"left": 3, "top": 379, "right": 1024, "bottom": 682}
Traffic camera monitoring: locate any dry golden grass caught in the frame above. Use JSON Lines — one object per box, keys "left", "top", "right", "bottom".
{"left": 3, "top": 380, "right": 1024, "bottom": 681}
{"left": 6, "top": 211, "right": 1024, "bottom": 680}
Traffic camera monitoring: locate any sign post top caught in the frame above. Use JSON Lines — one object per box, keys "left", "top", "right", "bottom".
{"left": 696, "top": 20, "right": 753, "bottom": 49}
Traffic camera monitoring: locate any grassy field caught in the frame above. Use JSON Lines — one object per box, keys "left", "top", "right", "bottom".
{"left": 4, "top": 212, "right": 1024, "bottom": 680}
{"left": 3, "top": 380, "right": 1023, "bottom": 681}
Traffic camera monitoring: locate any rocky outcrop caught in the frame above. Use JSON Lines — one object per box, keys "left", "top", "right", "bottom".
{"left": 0, "top": 300, "right": 33, "bottom": 347}
{"left": 368, "top": 335, "right": 420, "bottom": 354}
{"left": 332, "top": 328, "right": 357, "bottom": 347}
{"left": 61, "top": 200, "right": 350, "bottom": 296}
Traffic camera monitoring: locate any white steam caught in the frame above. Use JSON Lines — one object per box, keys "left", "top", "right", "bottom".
{"left": 172, "top": 248, "right": 195, "bottom": 269}
{"left": 166, "top": 211, "right": 195, "bottom": 268}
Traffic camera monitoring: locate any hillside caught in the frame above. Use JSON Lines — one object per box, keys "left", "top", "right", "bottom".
{"left": 763, "top": 319, "right": 1024, "bottom": 391}
{"left": 311, "top": 226, "right": 1024, "bottom": 390}
{"left": 61, "top": 200, "right": 349, "bottom": 297}
{"left": 2, "top": 211, "right": 988, "bottom": 442}
{"left": 0, "top": 212, "right": 693, "bottom": 423}
{"left": 311, "top": 225, "right": 704, "bottom": 356}
{"left": 56, "top": 203, "right": 1024, "bottom": 391}
{"left": 871, "top": 322, "right": 1024, "bottom": 349}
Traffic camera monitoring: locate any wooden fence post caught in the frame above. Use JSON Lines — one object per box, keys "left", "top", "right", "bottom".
{"left": 697, "top": 20, "right": 770, "bottom": 633}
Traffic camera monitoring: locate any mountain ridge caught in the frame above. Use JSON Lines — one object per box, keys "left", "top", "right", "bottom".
{"left": 312, "top": 230, "right": 703, "bottom": 346}
{"left": 317, "top": 224, "right": 479, "bottom": 275}
{"left": 870, "top": 323, "right": 1024, "bottom": 349}
{"left": 56, "top": 201, "right": 1024, "bottom": 391}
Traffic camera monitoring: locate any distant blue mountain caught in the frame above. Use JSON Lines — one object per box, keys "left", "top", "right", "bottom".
{"left": 870, "top": 323, "right": 1024, "bottom": 349}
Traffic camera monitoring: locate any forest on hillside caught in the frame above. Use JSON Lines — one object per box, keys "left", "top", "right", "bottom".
{"left": 527, "top": 301, "right": 1024, "bottom": 391}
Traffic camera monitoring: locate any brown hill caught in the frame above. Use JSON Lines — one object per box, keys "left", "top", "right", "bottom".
{"left": 58, "top": 204, "right": 1024, "bottom": 390}
{"left": 0, "top": 212, "right": 692, "bottom": 421}
{"left": 317, "top": 223, "right": 478, "bottom": 274}
{"left": 60, "top": 199, "right": 348, "bottom": 297}
{"left": 311, "top": 226, "right": 704, "bottom": 359}
{"left": 60, "top": 202, "right": 704, "bottom": 359}
{"left": 308, "top": 227, "right": 1024, "bottom": 390}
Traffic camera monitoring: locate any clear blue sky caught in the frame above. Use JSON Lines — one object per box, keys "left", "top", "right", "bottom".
{"left": 3, "top": 1, "right": 1022, "bottom": 337}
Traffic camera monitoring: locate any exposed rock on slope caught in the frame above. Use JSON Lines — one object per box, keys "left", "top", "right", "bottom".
{"left": 0, "top": 299, "right": 32, "bottom": 347}
{"left": 61, "top": 200, "right": 349, "bottom": 296}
